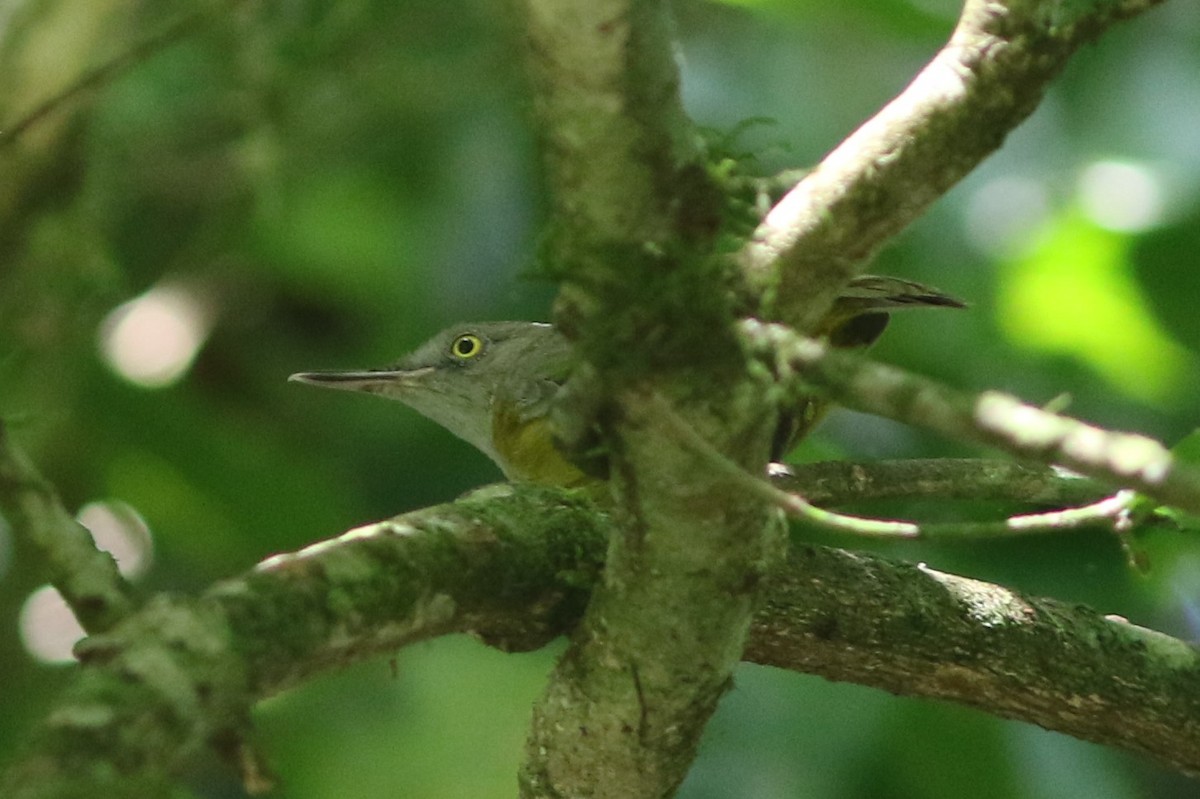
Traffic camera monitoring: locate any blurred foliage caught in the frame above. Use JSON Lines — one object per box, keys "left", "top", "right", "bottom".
{"left": 997, "top": 209, "right": 1196, "bottom": 404}
{"left": 1, "top": 0, "right": 1199, "bottom": 797}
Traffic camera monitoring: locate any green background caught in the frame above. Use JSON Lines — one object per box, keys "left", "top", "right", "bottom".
{"left": 2, "top": 0, "right": 1199, "bottom": 796}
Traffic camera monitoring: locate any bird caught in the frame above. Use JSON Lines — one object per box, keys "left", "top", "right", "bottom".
{"left": 290, "top": 276, "right": 964, "bottom": 487}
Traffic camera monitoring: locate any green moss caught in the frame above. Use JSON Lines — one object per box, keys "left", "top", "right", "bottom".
{"left": 528, "top": 130, "right": 796, "bottom": 379}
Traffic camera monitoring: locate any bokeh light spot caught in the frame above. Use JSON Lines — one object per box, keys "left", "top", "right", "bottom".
{"left": 99, "top": 284, "right": 212, "bottom": 388}
{"left": 964, "top": 176, "right": 1050, "bottom": 256}
{"left": 19, "top": 585, "right": 85, "bottom": 665}
{"left": 77, "top": 501, "right": 153, "bottom": 579}
{"left": 1078, "top": 160, "right": 1165, "bottom": 233}
{"left": 17, "top": 502, "right": 153, "bottom": 663}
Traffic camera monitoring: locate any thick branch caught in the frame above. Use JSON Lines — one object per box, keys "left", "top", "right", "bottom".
{"left": 515, "top": 0, "right": 709, "bottom": 315}
{"left": 6, "top": 484, "right": 1200, "bottom": 796}
{"left": 738, "top": 0, "right": 1168, "bottom": 329}
{"left": 749, "top": 544, "right": 1200, "bottom": 778}
{"left": 514, "top": 3, "right": 777, "bottom": 797}
{"left": 1, "top": 485, "right": 606, "bottom": 799}
{"left": 522, "top": 386, "right": 779, "bottom": 799}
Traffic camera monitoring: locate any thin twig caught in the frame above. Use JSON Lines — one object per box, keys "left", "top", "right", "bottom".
{"left": 648, "top": 393, "right": 1164, "bottom": 540}
{"left": 745, "top": 321, "right": 1200, "bottom": 516}
{"left": 909, "top": 489, "right": 1148, "bottom": 540}
{"left": 776, "top": 459, "right": 1106, "bottom": 507}
{"left": 0, "top": 0, "right": 249, "bottom": 147}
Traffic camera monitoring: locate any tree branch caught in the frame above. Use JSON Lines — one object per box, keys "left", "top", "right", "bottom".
{"left": 6, "top": 484, "right": 1200, "bottom": 796}
{"left": 1, "top": 485, "right": 606, "bottom": 799}
{"left": 778, "top": 459, "right": 1105, "bottom": 507}
{"left": 513, "top": 2, "right": 780, "bottom": 797}
{"left": 748, "top": 543, "right": 1200, "bottom": 779}
{"left": 784, "top": 486, "right": 1152, "bottom": 541}
{"left": 0, "top": 0, "right": 1186, "bottom": 794}
{"left": 746, "top": 323, "right": 1200, "bottom": 515}
{"left": 514, "top": 0, "right": 714, "bottom": 332}
{"left": 509, "top": 0, "right": 1179, "bottom": 793}
{"left": 650, "top": 396, "right": 1146, "bottom": 541}
{"left": 738, "top": 0, "right": 1169, "bottom": 330}
{"left": 515, "top": 0, "right": 696, "bottom": 247}
{"left": 0, "top": 422, "right": 136, "bottom": 633}
{"left": 0, "top": 0, "right": 249, "bottom": 149}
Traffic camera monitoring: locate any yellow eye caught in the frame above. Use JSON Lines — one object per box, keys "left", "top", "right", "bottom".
{"left": 450, "top": 333, "right": 484, "bottom": 360}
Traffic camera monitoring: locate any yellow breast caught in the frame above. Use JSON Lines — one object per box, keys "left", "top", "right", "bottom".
{"left": 491, "top": 401, "right": 591, "bottom": 487}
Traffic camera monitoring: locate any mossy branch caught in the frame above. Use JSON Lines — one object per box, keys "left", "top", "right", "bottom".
{"left": 0, "top": 423, "right": 136, "bottom": 633}
{"left": 513, "top": 3, "right": 779, "bottom": 797}
{"left": 6, "top": 481, "right": 1200, "bottom": 797}
{"left": 0, "top": 484, "right": 605, "bottom": 799}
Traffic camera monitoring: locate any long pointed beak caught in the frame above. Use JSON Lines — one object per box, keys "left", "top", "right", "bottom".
{"left": 288, "top": 367, "right": 434, "bottom": 394}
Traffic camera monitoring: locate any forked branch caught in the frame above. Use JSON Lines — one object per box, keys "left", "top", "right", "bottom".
{"left": 739, "top": 0, "right": 1169, "bottom": 329}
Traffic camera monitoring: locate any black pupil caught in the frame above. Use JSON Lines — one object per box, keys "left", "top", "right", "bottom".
{"left": 456, "top": 337, "right": 476, "bottom": 356}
